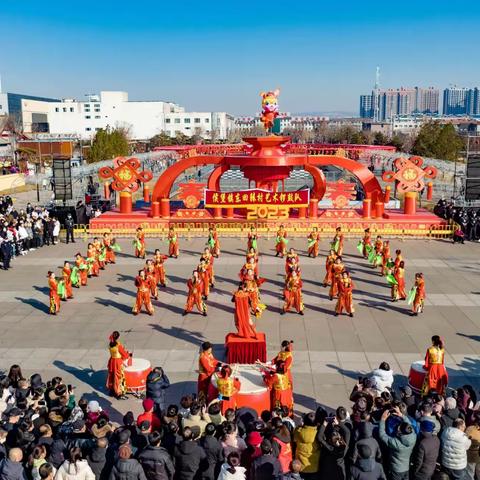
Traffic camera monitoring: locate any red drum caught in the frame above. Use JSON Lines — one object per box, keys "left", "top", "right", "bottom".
{"left": 408, "top": 360, "right": 426, "bottom": 394}
{"left": 211, "top": 364, "right": 271, "bottom": 415}
{"left": 124, "top": 358, "right": 152, "bottom": 394}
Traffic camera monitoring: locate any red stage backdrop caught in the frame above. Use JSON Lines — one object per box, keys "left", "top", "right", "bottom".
{"left": 204, "top": 188, "right": 310, "bottom": 207}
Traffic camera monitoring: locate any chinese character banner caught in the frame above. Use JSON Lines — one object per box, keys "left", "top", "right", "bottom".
{"left": 204, "top": 189, "right": 310, "bottom": 207}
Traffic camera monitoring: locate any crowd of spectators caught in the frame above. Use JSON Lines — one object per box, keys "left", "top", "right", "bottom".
{"left": 0, "top": 196, "right": 61, "bottom": 270}
{"left": 1, "top": 361, "right": 480, "bottom": 480}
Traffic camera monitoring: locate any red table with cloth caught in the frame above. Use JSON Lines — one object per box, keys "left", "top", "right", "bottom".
{"left": 225, "top": 332, "right": 267, "bottom": 364}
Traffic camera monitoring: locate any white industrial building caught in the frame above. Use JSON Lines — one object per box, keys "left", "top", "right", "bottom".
{"left": 13, "top": 91, "right": 234, "bottom": 140}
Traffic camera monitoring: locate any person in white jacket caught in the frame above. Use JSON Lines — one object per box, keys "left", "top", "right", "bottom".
{"left": 55, "top": 448, "right": 95, "bottom": 480}
{"left": 370, "top": 362, "right": 394, "bottom": 396}
{"left": 217, "top": 452, "right": 246, "bottom": 480}
{"left": 52, "top": 218, "right": 61, "bottom": 245}
{"left": 441, "top": 418, "right": 472, "bottom": 479}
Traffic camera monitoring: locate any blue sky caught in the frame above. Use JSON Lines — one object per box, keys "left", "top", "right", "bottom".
{"left": 1, "top": 0, "right": 479, "bottom": 115}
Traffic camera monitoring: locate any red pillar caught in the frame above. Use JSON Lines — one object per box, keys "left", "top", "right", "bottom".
{"left": 404, "top": 192, "right": 417, "bottom": 215}
{"left": 362, "top": 198, "right": 372, "bottom": 218}
{"left": 213, "top": 207, "right": 222, "bottom": 219}
{"left": 309, "top": 198, "right": 318, "bottom": 218}
{"left": 426, "top": 182, "right": 433, "bottom": 201}
{"left": 151, "top": 201, "right": 160, "bottom": 218}
{"left": 160, "top": 198, "right": 171, "bottom": 218}
{"left": 298, "top": 206, "right": 306, "bottom": 219}
{"left": 143, "top": 185, "right": 150, "bottom": 203}
{"left": 225, "top": 207, "right": 234, "bottom": 219}
{"left": 119, "top": 192, "right": 132, "bottom": 214}
{"left": 375, "top": 201, "right": 384, "bottom": 218}
{"left": 384, "top": 185, "right": 391, "bottom": 204}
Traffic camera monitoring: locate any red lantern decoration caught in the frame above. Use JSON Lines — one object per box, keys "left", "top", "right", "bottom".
{"left": 98, "top": 157, "right": 153, "bottom": 193}
{"left": 382, "top": 156, "right": 437, "bottom": 193}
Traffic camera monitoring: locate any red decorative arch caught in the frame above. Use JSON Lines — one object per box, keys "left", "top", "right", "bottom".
{"left": 207, "top": 165, "right": 229, "bottom": 191}
{"left": 303, "top": 164, "right": 327, "bottom": 200}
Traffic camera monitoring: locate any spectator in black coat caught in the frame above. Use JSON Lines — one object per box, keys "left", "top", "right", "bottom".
{"left": 250, "top": 439, "right": 281, "bottom": 480}
{"left": 351, "top": 421, "right": 382, "bottom": 464}
{"left": 0, "top": 447, "right": 28, "bottom": 480}
{"left": 109, "top": 444, "right": 146, "bottom": 480}
{"left": 199, "top": 423, "right": 223, "bottom": 480}
{"left": 137, "top": 431, "right": 175, "bottom": 480}
{"left": 410, "top": 421, "right": 440, "bottom": 480}
{"left": 317, "top": 420, "right": 348, "bottom": 480}
{"left": 350, "top": 445, "right": 386, "bottom": 480}
{"left": 173, "top": 427, "right": 206, "bottom": 480}
{"left": 146, "top": 368, "right": 170, "bottom": 415}
{"left": 87, "top": 437, "right": 109, "bottom": 480}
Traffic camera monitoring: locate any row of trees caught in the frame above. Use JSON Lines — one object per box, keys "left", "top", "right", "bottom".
{"left": 87, "top": 127, "right": 130, "bottom": 163}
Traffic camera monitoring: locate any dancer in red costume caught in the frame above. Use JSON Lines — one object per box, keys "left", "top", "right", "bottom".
{"left": 93, "top": 237, "right": 105, "bottom": 270}
{"left": 411, "top": 272, "right": 426, "bottom": 316}
{"left": 282, "top": 270, "right": 304, "bottom": 315}
{"left": 323, "top": 249, "right": 337, "bottom": 287}
{"left": 240, "top": 256, "right": 259, "bottom": 281}
{"left": 422, "top": 335, "right": 448, "bottom": 396}
{"left": 184, "top": 270, "right": 207, "bottom": 316}
{"left": 271, "top": 340, "right": 294, "bottom": 387}
{"left": 216, "top": 365, "right": 241, "bottom": 414}
{"left": 134, "top": 227, "right": 146, "bottom": 259}
{"left": 207, "top": 226, "right": 220, "bottom": 257}
{"left": 263, "top": 360, "right": 293, "bottom": 415}
{"left": 380, "top": 240, "right": 391, "bottom": 277}
{"left": 197, "top": 259, "right": 211, "bottom": 300}
{"left": 244, "top": 269, "right": 266, "bottom": 317}
{"left": 106, "top": 331, "right": 130, "bottom": 399}
{"left": 47, "top": 271, "right": 60, "bottom": 315}
{"left": 392, "top": 260, "right": 407, "bottom": 301}
{"left": 144, "top": 260, "right": 158, "bottom": 300}
{"left": 275, "top": 225, "right": 288, "bottom": 257}
{"left": 307, "top": 227, "right": 320, "bottom": 258}
{"left": 329, "top": 256, "right": 345, "bottom": 300}
{"left": 232, "top": 283, "right": 258, "bottom": 339}
{"left": 168, "top": 226, "right": 179, "bottom": 258}
{"left": 75, "top": 253, "right": 88, "bottom": 286}
{"left": 103, "top": 232, "right": 116, "bottom": 264}
{"left": 362, "top": 228, "right": 371, "bottom": 259}
{"left": 394, "top": 249, "right": 403, "bottom": 268}
{"left": 247, "top": 226, "right": 258, "bottom": 252}
{"left": 198, "top": 341, "right": 220, "bottom": 396}
{"left": 87, "top": 243, "right": 100, "bottom": 277}
{"left": 335, "top": 271, "right": 355, "bottom": 317}
{"left": 331, "top": 227, "right": 344, "bottom": 256}
{"left": 132, "top": 269, "right": 154, "bottom": 316}
{"left": 285, "top": 248, "right": 299, "bottom": 274}
{"left": 62, "top": 261, "right": 73, "bottom": 300}
{"left": 153, "top": 249, "right": 168, "bottom": 287}
{"left": 201, "top": 247, "right": 215, "bottom": 288}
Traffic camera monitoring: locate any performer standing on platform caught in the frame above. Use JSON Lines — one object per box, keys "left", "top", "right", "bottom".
{"left": 106, "top": 331, "right": 130, "bottom": 400}
{"left": 75, "top": 252, "right": 88, "bottom": 286}
{"left": 282, "top": 270, "right": 304, "bottom": 315}
{"left": 48, "top": 271, "right": 60, "bottom": 315}
{"left": 392, "top": 260, "right": 407, "bottom": 302}
{"left": 103, "top": 232, "right": 116, "bottom": 264}
{"left": 207, "top": 226, "right": 220, "bottom": 258}
{"left": 323, "top": 249, "right": 337, "bottom": 288}
{"left": 168, "top": 226, "right": 179, "bottom": 258}
{"left": 132, "top": 269, "right": 154, "bottom": 316}
{"left": 62, "top": 261, "right": 73, "bottom": 300}
{"left": 329, "top": 256, "right": 345, "bottom": 300}
{"left": 248, "top": 226, "right": 258, "bottom": 252}
{"left": 422, "top": 335, "right": 448, "bottom": 396}
{"left": 331, "top": 227, "right": 344, "bottom": 256}
{"left": 184, "top": 270, "right": 207, "bottom": 316}
{"left": 198, "top": 341, "right": 220, "bottom": 396}
{"left": 271, "top": 340, "right": 293, "bottom": 387}
{"left": 410, "top": 272, "right": 426, "bottom": 316}
{"left": 216, "top": 365, "right": 241, "bottom": 414}
{"left": 307, "top": 227, "right": 320, "bottom": 258}
{"left": 232, "top": 283, "right": 258, "bottom": 339}
{"left": 362, "top": 228, "right": 372, "bottom": 259}
{"left": 335, "top": 271, "right": 354, "bottom": 317}
{"left": 144, "top": 260, "right": 158, "bottom": 301}
{"left": 87, "top": 243, "right": 100, "bottom": 278}
{"left": 275, "top": 225, "right": 288, "bottom": 258}
{"left": 153, "top": 249, "right": 168, "bottom": 287}
{"left": 263, "top": 360, "right": 293, "bottom": 415}
{"left": 134, "top": 227, "right": 146, "bottom": 259}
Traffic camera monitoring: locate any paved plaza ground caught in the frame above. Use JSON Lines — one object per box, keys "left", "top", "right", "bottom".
{"left": 1, "top": 234, "right": 480, "bottom": 421}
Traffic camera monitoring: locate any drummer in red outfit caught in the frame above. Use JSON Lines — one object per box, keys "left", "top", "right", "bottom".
{"left": 106, "top": 331, "right": 130, "bottom": 400}
{"left": 198, "top": 342, "right": 221, "bottom": 396}
{"left": 422, "top": 335, "right": 448, "bottom": 396}
{"left": 263, "top": 360, "right": 293, "bottom": 415}
{"left": 216, "top": 365, "right": 241, "bottom": 414}
{"left": 271, "top": 341, "right": 294, "bottom": 387}
{"left": 137, "top": 398, "right": 161, "bottom": 430}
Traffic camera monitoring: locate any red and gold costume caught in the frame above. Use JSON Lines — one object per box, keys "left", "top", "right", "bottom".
{"left": 329, "top": 262, "right": 345, "bottom": 299}
{"left": 106, "top": 340, "right": 130, "bottom": 397}
{"left": 380, "top": 243, "right": 391, "bottom": 276}
{"left": 275, "top": 228, "right": 288, "bottom": 257}
{"left": 49, "top": 277, "right": 60, "bottom": 314}
{"left": 154, "top": 253, "right": 168, "bottom": 286}
{"left": 198, "top": 350, "right": 219, "bottom": 394}
{"left": 422, "top": 345, "right": 448, "bottom": 396}
{"left": 332, "top": 233, "right": 344, "bottom": 256}
{"left": 244, "top": 273, "right": 265, "bottom": 317}
{"left": 248, "top": 231, "right": 258, "bottom": 251}
{"left": 144, "top": 264, "right": 158, "bottom": 300}
{"left": 233, "top": 289, "right": 257, "bottom": 339}
{"left": 62, "top": 266, "right": 73, "bottom": 299}
{"left": 103, "top": 235, "right": 116, "bottom": 264}
{"left": 362, "top": 231, "right": 371, "bottom": 258}
{"left": 283, "top": 276, "right": 304, "bottom": 314}
{"left": 208, "top": 229, "right": 220, "bottom": 257}
{"left": 185, "top": 276, "right": 206, "bottom": 314}
{"left": 271, "top": 351, "right": 293, "bottom": 387}
{"left": 323, "top": 252, "right": 337, "bottom": 286}
{"left": 307, "top": 231, "right": 320, "bottom": 258}
{"left": 216, "top": 375, "right": 241, "bottom": 414}
{"left": 285, "top": 251, "right": 299, "bottom": 274}
{"left": 335, "top": 275, "right": 355, "bottom": 315}
{"left": 374, "top": 238, "right": 383, "bottom": 255}
{"left": 394, "top": 252, "right": 403, "bottom": 268}
{"left": 75, "top": 255, "right": 88, "bottom": 286}
{"left": 197, "top": 263, "right": 210, "bottom": 298}
{"left": 93, "top": 239, "right": 105, "bottom": 269}
{"left": 202, "top": 250, "right": 215, "bottom": 286}
{"left": 135, "top": 230, "right": 146, "bottom": 258}
{"left": 413, "top": 277, "right": 426, "bottom": 313}
{"left": 132, "top": 275, "right": 154, "bottom": 315}
{"left": 87, "top": 246, "right": 100, "bottom": 277}
{"left": 168, "top": 229, "right": 179, "bottom": 257}
{"left": 240, "top": 260, "right": 258, "bottom": 281}
{"left": 264, "top": 371, "right": 293, "bottom": 413}
{"left": 392, "top": 266, "right": 406, "bottom": 300}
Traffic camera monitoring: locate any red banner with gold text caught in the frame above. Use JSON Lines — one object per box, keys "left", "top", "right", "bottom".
{"left": 204, "top": 188, "right": 309, "bottom": 207}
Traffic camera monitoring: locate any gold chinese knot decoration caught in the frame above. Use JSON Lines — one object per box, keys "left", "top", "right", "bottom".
{"left": 382, "top": 156, "right": 437, "bottom": 193}
{"left": 98, "top": 157, "right": 153, "bottom": 193}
